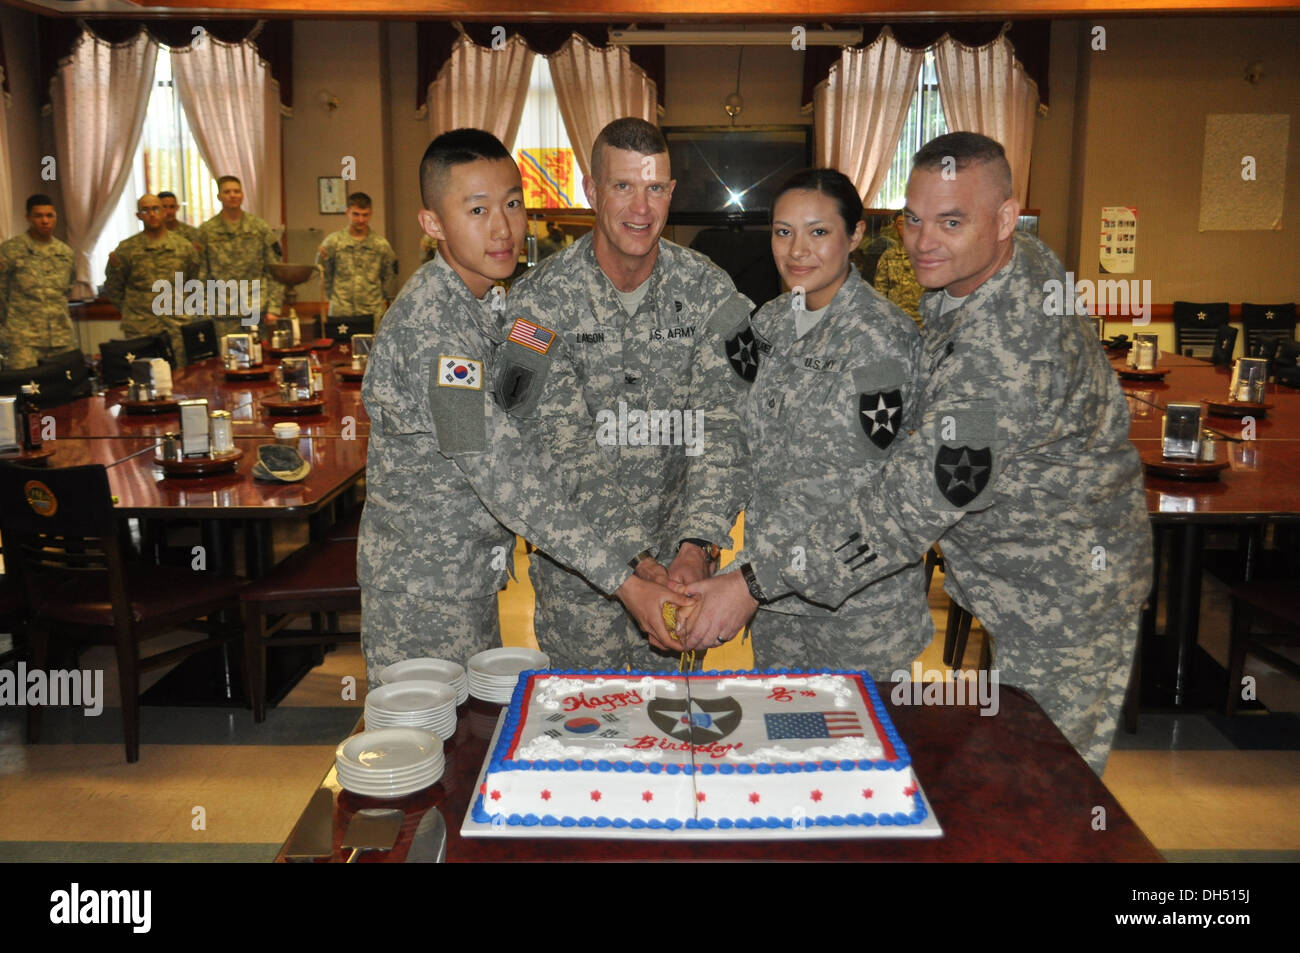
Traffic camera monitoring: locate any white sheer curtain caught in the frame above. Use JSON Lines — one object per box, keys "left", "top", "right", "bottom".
{"left": 549, "top": 35, "right": 657, "bottom": 180}
{"left": 0, "top": 66, "right": 12, "bottom": 238}
{"left": 50, "top": 29, "right": 158, "bottom": 297}
{"left": 933, "top": 30, "right": 1040, "bottom": 207}
{"left": 427, "top": 33, "right": 534, "bottom": 149}
{"left": 814, "top": 29, "right": 925, "bottom": 205}
{"left": 172, "top": 34, "right": 283, "bottom": 222}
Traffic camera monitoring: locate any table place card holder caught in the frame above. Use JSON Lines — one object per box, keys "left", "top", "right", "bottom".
{"left": 279, "top": 357, "right": 311, "bottom": 401}
{"left": 1229, "top": 357, "right": 1268, "bottom": 403}
{"left": 1131, "top": 333, "right": 1159, "bottom": 370}
{"left": 0, "top": 397, "right": 18, "bottom": 452}
{"left": 178, "top": 399, "right": 211, "bottom": 457}
{"left": 224, "top": 333, "right": 253, "bottom": 369}
{"left": 351, "top": 334, "right": 373, "bottom": 371}
{"left": 289, "top": 315, "right": 302, "bottom": 346}
{"left": 128, "top": 359, "right": 156, "bottom": 401}
{"left": 1162, "top": 402, "right": 1202, "bottom": 460}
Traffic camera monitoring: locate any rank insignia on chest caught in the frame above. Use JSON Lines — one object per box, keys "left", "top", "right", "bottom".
{"left": 507, "top": 317, "right": 556, "bottom": 355}
{"left": 859, "top": 390, "right": 903, "bottom": 450}
{"left": 437, "top": 356, "right": 482, "bottom": 390}
{"left": 725, "top": 325, "right": 761, "bottom": 382}
{"left": 934, "top": 445, "right": 992, "bottom": 507}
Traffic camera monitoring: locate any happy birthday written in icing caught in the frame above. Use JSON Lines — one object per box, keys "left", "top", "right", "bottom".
{"left": 562, "top": 689, "right": 646, "bottom": 713}
{"left": 625, "top": 734, "right": 743, "bottom": 759}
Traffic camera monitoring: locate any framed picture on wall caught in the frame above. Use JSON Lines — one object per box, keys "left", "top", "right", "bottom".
{"left": 318, "top": 177, "right": 347, "bottom": 214}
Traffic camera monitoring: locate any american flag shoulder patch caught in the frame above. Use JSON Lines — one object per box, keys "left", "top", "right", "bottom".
{"left": 437, "top": 355, "right": 482, "bottom": 390}
{"left": 507, "top": 318, "right": 556, "bottom": 355}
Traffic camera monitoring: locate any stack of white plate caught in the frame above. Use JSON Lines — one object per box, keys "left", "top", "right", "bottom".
{"left": 376, "top": 657, "right": 468, "bottom": 706}
{"left": 466, "top": 647, "right": 551, "bottom": 703}
{"left": 364, "top": 680, "right": 458, "bottom": 740}
{"left": 335, "top": 727, "right": 444, "bottom": 798}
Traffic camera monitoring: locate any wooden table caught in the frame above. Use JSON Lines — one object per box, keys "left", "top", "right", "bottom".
{"left": 277, "top": 687, "right": 1162, "bottom": 863}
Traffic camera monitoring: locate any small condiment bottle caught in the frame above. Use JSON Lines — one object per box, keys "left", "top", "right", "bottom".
{"left": 19, "top": 384, "right": 41, "bottom": 450}
{"left": 210, "top": 410, "right": 234, "bottom": 454}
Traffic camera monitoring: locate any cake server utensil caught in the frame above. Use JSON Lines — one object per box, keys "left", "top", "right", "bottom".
{"left": 404, "top": 807, "right": 447, "bottom": 863}
{"left": 342, "top": 808, "right": 404, "bottom": 863}
{"left": 284, "top": 787, "right": 335, "bottom": 862}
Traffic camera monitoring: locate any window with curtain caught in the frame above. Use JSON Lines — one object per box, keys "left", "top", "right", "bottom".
{"left": 870, "top": 51, "right": 947, "bottom": 211}
{"left": 512, "top": 55, "right": 589, "bottom": 211}
{"left": 89, "top": 50, "right": 217, "bottom": 293}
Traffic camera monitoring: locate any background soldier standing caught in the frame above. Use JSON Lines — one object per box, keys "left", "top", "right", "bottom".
{"left": 316, "top": 192, "right": 398, "bottom": 328}
{"left": 0, "top": 194, "right": 76, "bottom": 370}
{"left": 158, "top": 190, "right": 203, "bottom": 251}
{"left": 198, "top": 175, "right": 282, "bottom": 337}
{"left": 104, "top": 194, "right": 200, "bottom": 364}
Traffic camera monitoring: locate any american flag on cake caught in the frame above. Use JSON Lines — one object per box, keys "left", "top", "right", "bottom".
{"left": 764, "top": 712, "right": 864, "bottom": 740}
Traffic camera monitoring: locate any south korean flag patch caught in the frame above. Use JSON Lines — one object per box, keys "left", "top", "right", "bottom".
{"left": 438, "top": 355, "right": 482, "bottom": 390}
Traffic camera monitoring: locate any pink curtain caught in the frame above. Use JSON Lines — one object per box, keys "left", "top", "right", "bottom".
{"left": 50, "top": 29, "right": 158, "bottom": 297}
{"left": 427, "top": 33, "right": 534, "bottom": 149}
{"left": 0, "top": 63, "right": 12, "bottom": 239}
{"left": 549, "top": 35, "right": 657, "bottom": 180}
{"left": 172, "top": 32, "right": 284, "bottom": 223}
{"left": 933, "top": 29, "right": 1040, "bottom": 207}
{"left": 814, "top": 29, "right": 924, "bottom": 205}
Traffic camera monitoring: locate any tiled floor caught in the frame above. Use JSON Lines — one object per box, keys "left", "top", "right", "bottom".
{"left": 0, "top": 529, "right": 1296, "bottom": 862}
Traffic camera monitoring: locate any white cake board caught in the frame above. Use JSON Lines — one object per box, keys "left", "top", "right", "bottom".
{"left": 460, "top": 710, "right": 943, "bottom": 842}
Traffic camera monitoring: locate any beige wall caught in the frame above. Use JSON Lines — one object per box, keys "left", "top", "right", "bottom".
{"left": 381, "top": 21, "right": 432, "bottom": 291}
{"left": 282, "top": 20, "right": 390, "bottom": 272}
{"left": 1, "top": 6, "right": 62, "bottom": 240}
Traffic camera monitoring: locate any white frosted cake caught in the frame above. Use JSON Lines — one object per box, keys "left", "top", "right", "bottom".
{"left": 472, "top": 669, "right": 926, "bottom": 832}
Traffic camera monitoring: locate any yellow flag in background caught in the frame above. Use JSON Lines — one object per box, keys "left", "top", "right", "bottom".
{"left": 517, "top": 148, "right": 575, "bottom": 208}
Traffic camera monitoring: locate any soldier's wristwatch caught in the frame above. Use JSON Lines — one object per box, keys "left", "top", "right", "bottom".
{"left": 678, "top": 538, "right": 721, "bottom": 562}
{"left": 739, "top": 562, "right": 766, "bottom": 603}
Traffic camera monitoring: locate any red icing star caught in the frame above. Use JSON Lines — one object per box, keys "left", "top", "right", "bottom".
{"left": 903, "top": 783, "right": 917, "bottom": 797}
{"left": 810, "top": 790, "right": 823, "bottom": 802}
{"left": 862, "top": 789, "right": 874, "bottom": 799}
{"left": 590, "top": 790, "right": 602, "bottom": 802}
{"left": 696, "top": 792, "right": 706, "bottom": 802}
{"left": 540, "top": 790, "right": 551, "bottom": 801}
{"left": 479, "top": 783, "right": 487, "bottom": 794}
{"left": 489, "top": 790, "right": 501, "bottom": 801}
{"left": 749, "top": 792, "right": 761, "bottom": 804}
{"left": 642, "top": 791, "right": 654, "bottom": 802}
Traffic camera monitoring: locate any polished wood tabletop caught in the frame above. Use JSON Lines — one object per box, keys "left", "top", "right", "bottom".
{"left": 47, "top": 350, "right": 370, "bottom": 440}
{"left": 277, "top": 686, "right": 1162, "bottom": 863}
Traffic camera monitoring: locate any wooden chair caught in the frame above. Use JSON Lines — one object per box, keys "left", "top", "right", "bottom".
{"left": 925, "top": 547, "right": 992, "bottom": 672}
{"left": 241, "top": 538, "right": 361, "bottom": 722}
{"left": 1225, "top": 580, "right": 1300, "bottom": 715}
{"left": 1172, "top": 301, "right": 1230, "bottom": 358}
{"left": 0, "top": 463, "right": 246, "bottom": 762}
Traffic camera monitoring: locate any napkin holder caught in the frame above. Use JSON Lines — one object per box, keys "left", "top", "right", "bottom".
{"left": 0, "top": 397, "right": 18, "bottom": 452}
{"left": 1130, "top": 333, "right": 1159, "bottom": 370}
{"left": 178, "top": 398, "right": 211, "bottom": 458}
{"left": 350, "top": 333, "right": 374, "bottom": 371}
{"left": 279, "top": 357, "right": 312, "bottom": 401}
{"left": 1228, "top": 357, "right": 1268, "bottom": 403}
{"left": 1162, "top": 402, "right": 1201, "bottom": 460}
{"left": 223, "top": 333, "right": 253, "bottom": 369}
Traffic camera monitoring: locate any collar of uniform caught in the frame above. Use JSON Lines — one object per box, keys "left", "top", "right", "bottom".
{"left": 430, "top": 249, "right": 501, "bottom": 341}
{"left": 759, "top": 269, "right": 865, "bottom": 353}
{"left": 579, "top": 232, "right": 670, "bottom": 327}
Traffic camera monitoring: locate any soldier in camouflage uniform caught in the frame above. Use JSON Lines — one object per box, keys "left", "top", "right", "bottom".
{"left": 505, "top": 118, "right": 753, "bottom": 670}
{"left": 159, "top": 191, "right": 203, "bottom": 251}
{"left": 711, "top": 134, "right": 1151, "bottom": 775}
{"left": 677, "top": 171, "right": 931, "bottom": 677}
{"left": 316, "top": 192, "right": 398, "bottom": 328}
{"left": 361, "top": 129, "right": 685, "bottom": 680}
{"left": 873, "top": 242, "right": 924, "bottom": 328}
{"left": 197, "top": 175, "right": 282, "bottom": 338}
{"left": 104, "top": 194, "right": 200, "bottom": 364}
{"left": 0, "top": 195, "right": 76, "bottom": 370}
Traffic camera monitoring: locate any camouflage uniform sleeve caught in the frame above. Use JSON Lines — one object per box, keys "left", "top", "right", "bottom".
{"left": 381, "top": 240, "right": 399, "bottom": 301}
{"left": 0, "top": 246, "right": 12, "bottom": 326}
{"left": 197, "top": 225, "right": 212, "bottom": 283}
{"left": 872, "top": 251, "right": 893, "bottom": 297}
{"left": 442, "top": 320, "right": 647, "bottom": 596}
{"left": 103, "top": 245, "right": 128, "bottom": 312}
{"left": 759, "top": 329, "right": 1034, "bottom": 607}
{"left": 262, "top": 227, "right": 284, "bottom": 311}
{"left": 659, "top": 275, "right": 754, "bottom": 553}
{"left": 316, "top": 238, "right": 335, "bottom": 303}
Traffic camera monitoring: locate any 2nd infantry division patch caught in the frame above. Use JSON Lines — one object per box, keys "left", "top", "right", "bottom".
{"left": 934, "top": 445, "right": 992, "bottom": 507}
{"left": 437, "top": 356, "right": 482, "bottom": 389}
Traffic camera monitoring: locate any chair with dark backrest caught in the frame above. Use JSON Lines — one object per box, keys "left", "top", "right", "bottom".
{"left": 1172, "top": 301, "right": 1230, "bottom": 358}
{"left": 1225, "top": 580, "right": 1300, "bottom": 715}
{"left": 98, "top": 334, "right": 174, "bottom": 386}
{"left": 1247, "top": 335, "right": 1280, "bottom": 364}
{"left": 1241, "top": 303, "right": 1297, "bottom": 359}
{"left": 240, "top": 538, "right": 361, "bottom": 722}
{"left": 181, "top": 319, "right": 220, "bottom": 364}
{"left": 323, "top": 315, "right": 374, "bottom": 342}
{"left": 0, "top": 350, "right": 92, "bottom": 406}
{"left": 1276, "top": 339, "right": 1300, "bottom": 388}
{"left": 1209, "top": 324, "right": 1238, "bottom": 366}
{"left": 0, "top": 463, "right": 245, "bottom": 762}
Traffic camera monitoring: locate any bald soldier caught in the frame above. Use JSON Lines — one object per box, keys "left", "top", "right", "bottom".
{"left": 689, "top": 133, "right": 1152, "bottom": 776}
{"left": 104, "top": 194, "right": 200, "bottom": 364}
{"left": 0, "top": 194, "right": 76, "bottom": 370}
{"left": 198, "top": 175, "right": 283, "bottom": 337}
